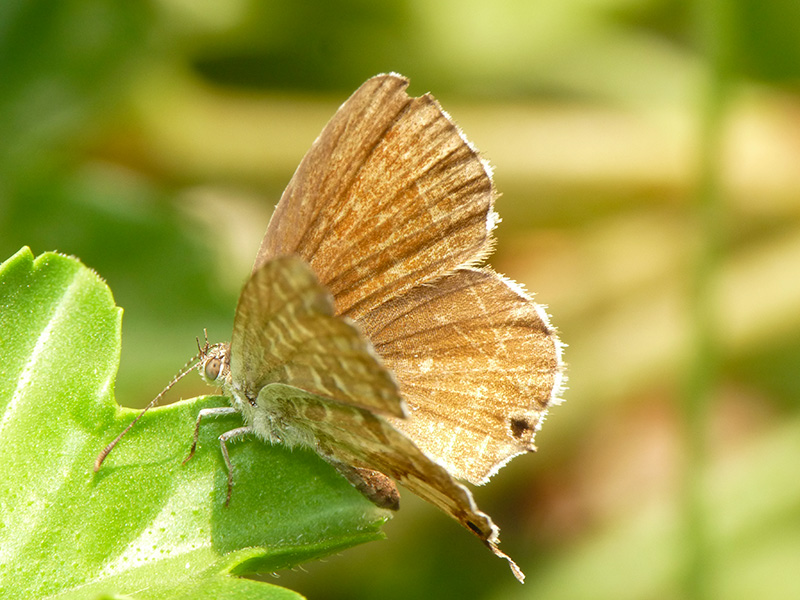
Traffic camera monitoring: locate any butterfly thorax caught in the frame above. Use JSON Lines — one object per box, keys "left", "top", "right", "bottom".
{"left": 198, "top": 341, "right": 316, "bottom": 450}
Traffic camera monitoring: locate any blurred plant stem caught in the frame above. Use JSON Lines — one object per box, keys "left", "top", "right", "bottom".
{"left": 683, "top": 0, "right": 734, "bottom": 598}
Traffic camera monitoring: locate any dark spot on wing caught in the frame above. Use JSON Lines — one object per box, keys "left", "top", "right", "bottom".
{"left": 467, "top": 521, "right": 483, "bottom": 536}
{"left": 510, "top": 417, "right": 533, "bottom": 439}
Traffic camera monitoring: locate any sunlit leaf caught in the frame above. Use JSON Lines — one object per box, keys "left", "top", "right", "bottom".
{"left": 0, "top": 247, "right": 390, "bottom": 599}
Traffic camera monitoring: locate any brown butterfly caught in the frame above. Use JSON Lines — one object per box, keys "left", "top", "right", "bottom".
{"left": 97, "top": 73, "right": 565, "bottom": 582}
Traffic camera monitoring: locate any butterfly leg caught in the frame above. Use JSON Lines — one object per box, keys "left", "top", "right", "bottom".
{"left": 182, "top": 406, "right": 239, "bottom": 464}
{"left": 218, "top": 426, "right": 254, "bottom": 506}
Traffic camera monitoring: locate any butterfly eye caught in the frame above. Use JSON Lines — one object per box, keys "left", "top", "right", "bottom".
{"left": 204, "top": 357, "right": 222, "bottom": 381}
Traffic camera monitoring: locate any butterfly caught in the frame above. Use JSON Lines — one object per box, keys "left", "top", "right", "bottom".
{"left": 97, "top": 73, "right": 564, "bottom": 582}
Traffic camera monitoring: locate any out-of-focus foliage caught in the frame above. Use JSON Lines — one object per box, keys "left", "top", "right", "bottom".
{"left": 1, "top": 0, "right": 798, "bottom": 598}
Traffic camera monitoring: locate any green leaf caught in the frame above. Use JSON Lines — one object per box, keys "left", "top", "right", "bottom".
{"left": 0, "top": 247, "right": 390, "bottom": 599}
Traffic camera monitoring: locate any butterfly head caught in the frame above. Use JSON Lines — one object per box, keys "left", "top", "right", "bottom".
{"left": 197, "top": 341, "right": 231, "bottom": 386}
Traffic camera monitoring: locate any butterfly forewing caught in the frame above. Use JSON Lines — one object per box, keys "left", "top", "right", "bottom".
{"left": 254, "top": 75, "right": 409, "bottom": 271}
{"left": 254, "top": 73, "right": 496, "bottom": 321}
{"left": 360, "top": 268, "right": 563, "bottom": 484}
{"left": 230, "top": 256, "right": 405, "bottom": 418}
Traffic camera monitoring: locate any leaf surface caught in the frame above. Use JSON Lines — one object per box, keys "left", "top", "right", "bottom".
{"left": 0, "top": 247, "right": 390, "bottom": 600}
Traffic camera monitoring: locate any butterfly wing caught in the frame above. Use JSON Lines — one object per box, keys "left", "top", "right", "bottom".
{"left": 256, "top": 381, "right": 524, "bottom": 581}
{"left": 230, "top": 256, "right": 405, "bottom": 418}
{"left": 235, "top": 74, "right": 560, "bottom": 582}
{"left": 359, "top": 267, "right": 565, "bottom": 484}
{"left": 231, "top": 256, "right": 524, "bottom": 579}
{"left": 254, "top": 73, "right": 497, "bottom": 321}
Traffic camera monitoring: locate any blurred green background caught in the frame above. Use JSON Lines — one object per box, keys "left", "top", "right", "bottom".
{"left": 2, "top": 0, "right": 799, "bottom": 598}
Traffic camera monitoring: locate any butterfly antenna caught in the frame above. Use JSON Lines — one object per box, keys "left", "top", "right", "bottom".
{"left": 196, "top": 328, "right": 210, "bottom": 355}
{"left": 93, "top": 350, "right": 205, "bottom": 472}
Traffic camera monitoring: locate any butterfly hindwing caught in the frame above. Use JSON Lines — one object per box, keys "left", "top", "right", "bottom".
{"left": 359, "top": 267, "right": 564, "bottom": 484}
